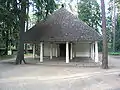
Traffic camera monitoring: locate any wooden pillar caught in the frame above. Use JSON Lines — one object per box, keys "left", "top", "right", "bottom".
{"left": 93, "top": 43, "right": 95, "bottom": 60}
{"left": 95, "top": 41, "right": 98, "bottom": 62}
{"left": 72, "top": 43, "right": 75, "bottom": 58}
{"left": 90, "top": 43, "right": 92, "bottom": 59}
{"left": 66, "top": 42, "right": 69, "bottom": 63}
{"left": 90, "top": 43, "right": 92, "bottom": 58}
{"left": 91, "top": 43, "right": 95, "bottom": 60}
{"left": 40, "top": 42, "right": 43, "bottom": 62}
{"left": 50, "top": 43, "right": 52, "bottom": 59}
{"left": 33, "top": 44, "right": 35, "bottom": 58}
{"left": 89, "top": 43, "right": 91, "bottom": 58}
{"left": 55, "top": 44, "right": 58, "bottom": 57}
{"left": 70, "top": 43, "right": 73, "bottom": 60}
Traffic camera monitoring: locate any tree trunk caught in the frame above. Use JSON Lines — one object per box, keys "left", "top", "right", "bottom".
{"left": 5, "top": 30, "right": 9, "bottom": 55}
{"left": 13, "top": 0, "right": 19, "bottom": 52}
{"left": 16, "top": 0, "right": 26, "bottom": 64}
{"left": 24, "top": 0, "right": 29, "bottom": 54}
{"left": 101, "top": 0, "right": 108, "bottom": 69}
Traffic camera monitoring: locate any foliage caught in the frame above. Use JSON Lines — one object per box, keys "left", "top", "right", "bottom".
{"left": 78, "top": 0, "right": 101, "bottom": 32}
{"left": 0, "top": 55, "right": 14, "bottom": 60}
{"left": 106, "top": 0, "right": 120, "bottom": 52}
{"left": 115, "top": 0, "right": 120, "bottom": 52}
{"left": 116, "top": 0, "right": 120, "bottom": 14}
{"left": 0, "top": 0, "right": 57, "bottom": 56}
{"left": 0, "top": 0, "right": 20, "bottom": 55}
{"left": 115, "top": 15, "right": 120, "bottom": 51}
{"left": 33, "top": 0, "right": 58, "bottom": 21}
{"left": 109, "top": 52, "right": 120, "bottom": 55}
{"left": 77, "top": 0, "right": 102, "bottom": 52}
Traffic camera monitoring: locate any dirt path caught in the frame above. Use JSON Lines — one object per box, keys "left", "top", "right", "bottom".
{"left": 0, "top": 55, "right": 120, "bottom": 90}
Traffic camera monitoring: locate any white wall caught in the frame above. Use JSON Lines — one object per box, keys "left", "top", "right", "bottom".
{"left": 75, "top": 43, "right": 90, "bottom": 57}
{"left": 43, "top": 42, "right": 90, "bottom": 57}
{"left": 43, "top": 43, "right": 50, "bottom": 56}
{"left": 52, "top": 44, "right": 56, "bottom": 56}
{"left": 44, "top": 43, "right": 57, "bottom": 56}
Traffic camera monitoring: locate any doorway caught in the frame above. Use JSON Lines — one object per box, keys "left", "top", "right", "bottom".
{"left": 59, "top": 43, "right": 71, "bottom": 57}
{"left": 59, "top": 44, "right": 66, "bottom": 57}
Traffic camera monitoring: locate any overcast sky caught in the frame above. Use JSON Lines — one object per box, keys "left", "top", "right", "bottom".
{"left": 29, "top": 0, "right": 109, "bottom": 31}
{"left": 97, "top": 0, "right": 109, "bottom": 12}
{"left": 29, "top": 0, "right": 110, "bottom": 15}
{"left": 55, "top": 0, "right": 109, "bottom": 15}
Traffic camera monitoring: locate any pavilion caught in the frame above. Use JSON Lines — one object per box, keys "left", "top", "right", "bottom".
{"left": 24, "top": 8, "right": 102, "bottom": 63}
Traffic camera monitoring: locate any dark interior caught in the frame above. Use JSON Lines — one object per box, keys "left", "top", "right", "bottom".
{"left": 59, "top": 44, "right": 71, "bottom": 57}
{"left": 59, "top": 44, "right": 66, "bottom": 57}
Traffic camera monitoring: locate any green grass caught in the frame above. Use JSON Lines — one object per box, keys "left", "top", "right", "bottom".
{"left": 109, "top": 52, "right": 120, "bottom": 55}
{"left": 0, "top": 55, "right": 14, "bottom": 60}
{"left": 24, "top": 53, "right": 32, "bottom": 56}
{"left": 0, "top": 53, "right": 32, "bottom": 60}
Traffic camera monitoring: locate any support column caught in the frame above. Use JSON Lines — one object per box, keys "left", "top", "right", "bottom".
{"left": 73, "top": 43, "right": 75, "bottom": 58}
{"left": 91, "top": 43, "right": 95, "bottom": 60}
{"left": 92, "top": 43, "right": 95, "bottom": 60}
{"left": 40, "top": 42, "right": 43, "bottom": 62}
{"left": 95, "top": 41, "right": 98, "bottom": 62}
{"left": 90, "top": 43, "right": 92, "bottom": 58}
{"left": 55, "top": 44, "right": 58, "bottom": 57}
{"left": 70, "top": 43, "right": 73, "bottom": 60}
{"left": 90, "top": 43, "right": 93, "bottom": 59}
{"left": 89, "top": 43, "right": 91, "bottom": 58}
{"left": 66, "top": 42, "right": 69, "bottom": 63}
{"left": 33, "top": 44, "right": 35, "bottom": 58}
{"left": 73, "top": 44, "right": 74, "bottom": 58}
{"left": 50, "top": 43, "right": 52, "bottom": 59}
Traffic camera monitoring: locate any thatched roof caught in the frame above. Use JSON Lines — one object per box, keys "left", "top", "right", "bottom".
{"left": 24, "top": 8, "right": 102, "bottom": 43}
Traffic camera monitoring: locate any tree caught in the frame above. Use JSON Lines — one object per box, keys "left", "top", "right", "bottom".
{"left": 101, "top": 0, "right": 108, "bottom": 69}
{"left": 112, "top": 0, "right": 116, "bottom": 52}
{"left": 116, "top": 0, "right": 120, "bottom": 13}
{"left": 24, "top": 0, "right": 29, "bottom": 54}
{"left": 115, "top": 15, "right": 120, "bottom": 51}
{"left": 32, "top": 0, "right": 58, "bottom": 56}
{"left": 115, "top": 0, "right": 120, "bottom": 51}
{"left": 0, "top": 0, "right": 58, "bottom": 58}
{"left": 0, "top": 0, "right": 20, "bottom": 55}
{"left": 33, "top": 0, "right": 57, "bottom": 21}
{"left": 77, "top": 0, "right": 102, "bottom": 52}
{"left": 107, "top": 0, "right": 120, "bottom": 52}
{"left": 78, "top": 0, "right": 101, "bottom": 32}
{"left": 16, "top": 0, "right": 27, "bottom": 64}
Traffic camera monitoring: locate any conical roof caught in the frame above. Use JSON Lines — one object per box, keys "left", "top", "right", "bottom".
{"left": 24, "top": 8, "right": 102, "bottom": 43}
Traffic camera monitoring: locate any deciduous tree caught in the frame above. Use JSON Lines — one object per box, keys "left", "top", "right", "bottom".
{"left": 101, "top": 0, "right": 108, "bottom": 69}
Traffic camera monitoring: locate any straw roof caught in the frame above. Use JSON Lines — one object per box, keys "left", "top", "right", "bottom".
{"left": 24, "top": 8, "right": 102, "bottom": 43}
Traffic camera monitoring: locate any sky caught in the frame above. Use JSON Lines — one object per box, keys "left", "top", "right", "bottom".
{"left": 29, "top": 0, "right": 110, "bottom": 28}
{"left": 29, "top": 0, "right": 110, "bottom": 15}
{"left": 28, "top": 0, "right": 110, "bottom": 33}
{"left": 55, "top": 0, "right": 110, "bottom": 15}
{"left": 97, "top": 0, "right": 109, "bottom": 12}
{"left": 55, "top": 0, "right": 110, "bottom": 34}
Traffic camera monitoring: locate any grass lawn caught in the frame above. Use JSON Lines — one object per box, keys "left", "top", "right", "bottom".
{"left": 24, "top": 53, "right": 32, "bottom": 56}
{"left": 0, "top": 55, "right": 15, "bottom": 60}
{"left": 109, "top": 52, "right": 120, "bottom": 55}
{"left": 0, "top": 53, "right": 33, "bottom": 61}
